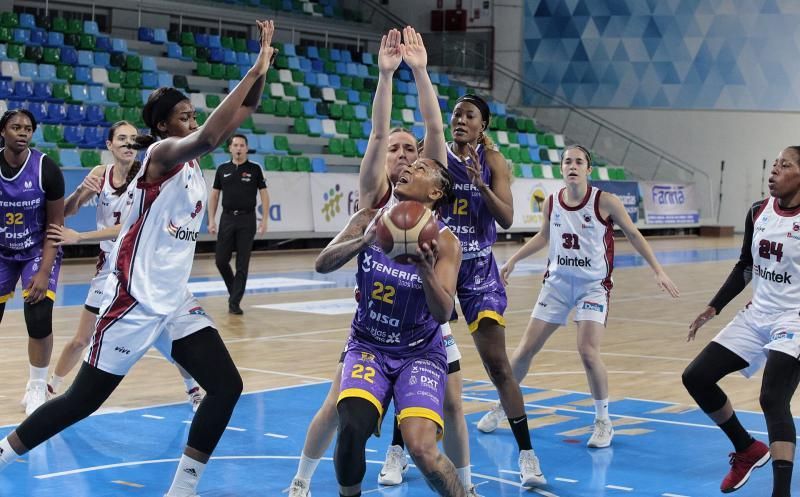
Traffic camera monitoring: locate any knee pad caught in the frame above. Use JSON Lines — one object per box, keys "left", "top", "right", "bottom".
{"left": 24, "top": 299, "right": 53, "bottom": 339}
{"left": 335, "top": 398, "right": 378, "bottom": 486}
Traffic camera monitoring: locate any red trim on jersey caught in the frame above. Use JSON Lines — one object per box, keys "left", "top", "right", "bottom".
{"left": 558, "top": 186, "right": 592, "bottom": 211}
{"left": 593, "top": 190, "right": 612, "bottom": 226}
{"left": 772, "top": 198, "right": 800, "bottom": 218}
{"left": 373, "top": 182, "right": 393, "bottom": 209}
{"left": 601, "top": 221, "right": 615, "bottom": 292}
{"left": 106, "top": 165, "right": 124, "bottom": 191}
{"left": 137, "top": 161, "right": 184, "bottom": 189}
{"left": 88, "top": 281, "right": 137, "bottom": 367}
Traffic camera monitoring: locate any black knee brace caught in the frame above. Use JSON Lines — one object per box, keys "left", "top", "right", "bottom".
{"left": 761, "top": 351, "right": 800, "bottom": 444}
{"left": 24, "top": 298, "right": 53, "bottom": 339}
{"left": 335, "top": 398, "right": 379, "bottom": 487}
{"left": 682, "top": 342, "right": 748, "bottom": 413}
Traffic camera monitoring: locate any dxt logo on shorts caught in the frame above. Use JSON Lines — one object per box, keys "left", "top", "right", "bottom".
{"left": 421, "top": 375, "right": 439, "bottom": 390}
{"left": 582, "top": 301, "right": 604, "bottom": 312}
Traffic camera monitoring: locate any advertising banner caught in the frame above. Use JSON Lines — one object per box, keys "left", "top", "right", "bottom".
{"left": 505, "top": 178, "right": 564, "bottom": 231}
{"left": 591, "top": 180, "right": 640, "bottom": 223}
{"left": 309, "top": 173, "right": 361, "bottom": 233}
{"left": 641, "top": 182, "right": 699, "bottom": 224}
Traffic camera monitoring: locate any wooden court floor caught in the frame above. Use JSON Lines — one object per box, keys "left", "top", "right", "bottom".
{"left": 0, "top": 235, "right": 782, "bottom": 427}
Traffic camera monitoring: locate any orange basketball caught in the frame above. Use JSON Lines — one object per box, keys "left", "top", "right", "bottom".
{"left": 375, "top": 201, "right": 440, "bottom": 264}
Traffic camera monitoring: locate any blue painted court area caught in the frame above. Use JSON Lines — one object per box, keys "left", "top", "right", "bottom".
{"left": 0, "top": 381, "right": 791, "bottom": 497}
{"left": 6, "top": 246, "right": 741, "bottom": 310}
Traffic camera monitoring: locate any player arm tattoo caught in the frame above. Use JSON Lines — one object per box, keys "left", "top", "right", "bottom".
{"left": 422, "top": 455, "right": 465, "bottom": 497}
{"left": 315, "top": 208, "right": 378, "bottom": 273}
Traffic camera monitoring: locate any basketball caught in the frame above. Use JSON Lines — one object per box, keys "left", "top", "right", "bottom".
{"left": 375, "top": 201, "right": 440, "bottom": 264}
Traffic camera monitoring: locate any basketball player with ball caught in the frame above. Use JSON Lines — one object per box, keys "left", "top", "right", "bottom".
{"left": 315, "top": 157, "right": 464, "bottom": 497}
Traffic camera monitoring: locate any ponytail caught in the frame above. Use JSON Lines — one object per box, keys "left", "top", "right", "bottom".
{"left": 132, "top": 134, "right": 158, "bottom": 151}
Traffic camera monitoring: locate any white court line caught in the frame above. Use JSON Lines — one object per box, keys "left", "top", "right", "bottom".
{"left": 264, "top": 433, "right": 287, "bottom": 439}
{"left": 141, "top": 414, "right": 164, "bottom": 420}
{"left": 606, "top": 484, "right": 634, "bottom": 491}
{"left": 555, "top": 477, "right": 578, "bottom": 483}
{"left": 225, "top": 426, "right": 246, "bottom": 432}
{"left": 470, "top": 472, "right": 560, "bottom": 497}
{"left": 662, "top": 493, "right": 691, "bottom": 497}
{"left": 141, "top": 354, "right": 332, "bottom": 383}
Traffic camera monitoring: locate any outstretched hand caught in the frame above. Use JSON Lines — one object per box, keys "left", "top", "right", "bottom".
{"left": 400, "top": 26, "right": 427, "bottom": 71}
{"left": 378, "top": 29, "right": 403, "bottom": 75}
{"left": 251, "top": 20, "right": 277, "bottom": 75}
{"left": 464, "top": 143, "right": 487, "bottom": 190}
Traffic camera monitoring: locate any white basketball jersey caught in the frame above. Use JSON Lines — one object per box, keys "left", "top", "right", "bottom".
{"left": 96, "top": 165, "right": 135, "bottom": 254}
{"left": 750, "top": 198, "right": 800, "bottom": 314}
{"left": 545, "top": 187, "right": 614, "bottom": 289}
{"left": 106, "top": 143, "right": 206, "bottom": 314}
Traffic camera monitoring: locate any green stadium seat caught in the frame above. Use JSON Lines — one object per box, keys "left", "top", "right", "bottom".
{"left": 342, "top": 138, "right": 357, "bottom": 157}
{"left": 225, "top": 65, "right": 240, "bottom": 80}
{"left": 349, "top": 121, "right": 365, "bottom": 139}
{"left": 0, "top": 12, "right": 19, "bottom": 28}
{"left": 196, "top": 110, "right": 208, "bottom": 126}
{"left": 289, "top": 101, "right": 303, "bottom": 118}
{"left": 260, "top": 99, "right": 276, "bottom": 114}
{"left": 264, "top": 155, "right": 280, "bottom": 171}
{"left": 274, "top": 100, "right": 289, "bottom": 117}
{"left": 328, "top": 138, "right": 343, "bottom": 155}
{"left": 210, "top": 63, "right": 225, "bottom": 80}
{"left": 196, "top": 61, "right": 211, "bottom": 77}
{"left": 205, "top": 94, "right": 222, "bottom": 109}
{"left": 107, "top": 68, "right": 124, "bottom": 84}
{"left": 52, "top": 83, "right": 71, "bottom": 101}
{"left": 221, "top": 36, "right": 234, "bottom": 50}
{"left": 80, "top": 150, "right": 101, "bottom": 168}
{"left": 329, "top": 104, "right": 343, "bottom": 120}
{"left": 40, "top": 148, "right": 60, "bottom": 164}
{"left": 234, "top": 38, "right": 247, "bottom": 53}
{"left": 296, "top": 157, "right": 312, "bottom": 172}
{"left": 51, "top": 17, "right": 67, "bottom": 33}
{"left": 56, "top": 64, "right": 74, "bottom": 82}
{"left": 66, "top": 19, "right": 82, "bottom": 35}
{"left": 126, "top": 55, "right": 142, "bottom": 71}
{"left": 512, "top": 164, "right": 522, "bottom": 177}
{"left": 122, "top": 72, "right": 141, "bottom": 89}
{"left": 123, "top": 88, "right": 141, "bottom": 107}
{"left": 180, "top": 32, "right": 195, "bottom": 46}
{"left": 532, "top": 164, "right": 544, "bottom": 178}
{"left": 199, "top": 155, "right": 215, "bottom": 170}
{"left": 43, "top": 125, "right": 63, "bottom": 144}
{"left": 7, "top": 43, "right": 24, "bottom": 60}
{"left": 293, "top": 118, "right": 310, "bottom": 135}
{"left": 104, "top": 106, "right": 124, "bottom": 123}
{"left": 78, "top": 34, "right": 95, "bottom": 51}
{"left": 279, "top": 156, "right": 297, "bottom": 172}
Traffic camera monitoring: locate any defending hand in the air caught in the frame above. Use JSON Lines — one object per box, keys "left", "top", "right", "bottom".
{"left": 687, "top": 306, "right": 716, "bottom": 341}
{"left": 251, "top": 20, "right": 277, "bottom": 76}
{"left": 464, "top": 143, "right": 487, "bottom": 191}
{"left": 400, "top": 26, "right": 427, "bottom": 71}
{"left": 654, "top": 270, "right": 680, "bottom": 298}
{"left": 378, "top": 29, "right": 403, "bottom": 76}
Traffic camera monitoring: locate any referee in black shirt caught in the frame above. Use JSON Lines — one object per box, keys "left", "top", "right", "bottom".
{"left": 208, "top": 134, "right": 269, "bottom": 314}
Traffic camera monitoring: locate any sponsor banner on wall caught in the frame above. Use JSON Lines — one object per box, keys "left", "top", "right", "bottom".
{"left": 310, "top": 173, "right": 361, "bottom": 232}
{"left": 205, "top": 170, "right": 314, "bottom": 233}
{"left": 591, "top": 180, "right": 640, "bottom": 223}
{"left": 62, "top": 169, "right": 98, "bottom": 233}
{"left": 641, "top": 182, "right": 699, "bottom": 224}
{"left": 505, "top": 179, "right": 564, "bottom": 230}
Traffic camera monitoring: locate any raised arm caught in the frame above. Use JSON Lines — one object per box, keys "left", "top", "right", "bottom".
{"left": 64, "top": 166, "right": 104, "bottom": 217}
{"left": 401, "top": 26, "right": 445, "bottom": 165}
{"left": 603, "top": 192, "right": 679, "bottom": 297}
{"left": 359, "top": 29, "right": 402, "bottom": 209}
{"left": 465, "top": 146, "right": 514, "bottom": 228}
{"left": 315, "top": 208, "right": 378, "bottom": 273}
{"left": 149, "top": 20, "right": 275, "bottom": 177}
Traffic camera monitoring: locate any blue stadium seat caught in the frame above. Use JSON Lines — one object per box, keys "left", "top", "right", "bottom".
{"left": 33, "top": 82, "right": 52, "bottom": 100}
{"left": 316, "top": 73, "right": 329, "bottom": 87}
{"left": 335, "top": 62, "right": 346, "bottom": 75}
{"left": 138, "top": 27, "right": 155, "bottom": 42}
{"left": 82, "top": 126, "right": 105, "bottom": 148}
{"left": 356, "top": 64, "right": 368, "bottom": 78}
{"left": 296, "top": 85, "right": 310, "bottom": 100}
{"left": 70, "top": 85, "right": 89, "bottom": 102}
{"left": 361, "top": 121, "right": 372, "bottom": 136}
{"left": 140, "top": 72, "right": 157, "bottom": 89}
{"left": 90, "top": 52, "right": 109, "bottom": 68}
{"left": 340, "top": 50, "right": 352, "bottom": 63}
{"left": 85, "top": 105, "right": 105, "bottom": 124}
{"left": 308, "top": 118, "right": 322, "bottom": 136}
{"left": 517, "top": 133, "right": 528, "bottom": 147}
{"left": 299, "top": 57, "right": 311, "bottom": 72}
{"left": 18, "top": 63, "right": 37, "bottom": 79}
{"left": 142, "top": 56, "right": 156, "bottom": 72}
{"left": 46, "top": 32, "right": 64, "bottom": 47}
{"left": 153, "top": 29, "right": 167, "bottom": 44}
{"left": 345, "top": 63, "right": 358, "bottom": 76}
{"left": 236, "top": 51, "right": 249, "bottom": 65}
{"left": 0, "top": 80, "right": 12, "bottom": 98}
{"left": 208, "top": 35, "right": 221, "bottom": 49}
{"left": 46, "top": 103, "right": 66, "bottom": 124}
{"left": 283, "top": 43, "right": 296, "bottom": 57}
{"left": 29, "top": 29, "right": 45, "bottom": 46}
{"left": 429, "top": 72, "right": 440, "bottom": 84}
{"left": 31, "top": 126, "right": 45, "bottom": 145}
{"left": 258, "top": 134, "right": 278, "bottom": 154}
{"left": 74, "top": 66, "right": 91, "bottom": 83}
{"left": 64, "top": 125, "right": 84, "bottom": 145}
{"left": 19, "top": 13, "right": 35, "bottom": 29}
{"left": 60, "top": 47, "right": 78, "bottom": 65}
{"left": 66, "top": 104, "right": 86, "bottom": 124}
{"left": 167, "top": 43, "right": 184, "bottom": 60}
{"left": 397, "top": 69, "right": 411, "bottom": 82}
{"left": 311, "top": 157, "right": 327, "bottom": 172}
{"left": 13, "top": 80, "right": 33, "bottom": 99}
{"left": 396, "top": 81, "right": 408, "bottom": 94}
{"left": 27, "top": 102, "right": 47, "bottom": 123}
{"left": 354, "top": 105, "right": 367, "bottom": 120}
{"left": 139, "top": 89, "right": 151, "bottom": 104}
{"left": 223, "top": 49, "right": 236, "bottom": 65}
{"left": 59, "top": 149, "right": 81, "bottom": 167}
{"left": 88, "top": 85, "right": 106, "bottom": 104}
{"left": 246, "top": 39, "right": 259, "bottom": 53}
{"left": 328, "top": 74, "right": 340, "bottom": 89}
{"left": 77, "top": 50, "right": 93, "bottom": 66}
{"left": 356, "top": 139, "right": 368, "bottom": 156}
{"left": 302, "top": 101, "right": 317, "bottom": 117}
{"left": 304, "top": 72, "right": 317, "bottom": 86}
{"left": 157, "top": 72, "right": 172, "bottom": 87}
{"left": 95, "top": 37, "right": 112, "bottom": 52}
{"left": 0, "top": 45, "right": 6, "bottom": 60}
{"left": 361, "top": 53, "right": 373, "bottom": 65}
{"left": 83, "top": 21, "right": 99, "bottom": 36}
{"left": 13, "top": 29, "right": 30, "bottom": 44}
{"left": 211, "top": 153, "right": 228, "bottom": 166}
{"left": 110, "top": 38, "right": 127, "bottom": 53}
{"left": 311, "top": 59, "right": 323, "bottom": 72}
{"left": 411, "top": 124, "right": 424, "bottom": 138}
{"left": 288, "top": 56, "right": 300, "bottom": 70}
{"left": 329, "top": 49, "right": 341, "bottom": 62}
{"left": 346, "top": 90, "right": 359, "bottom": 104}
{"left": 405, "top": 95, "right": 417, "bottom": 108}
{"left": 306, "top": 46, "right": 319, "bottom": 59}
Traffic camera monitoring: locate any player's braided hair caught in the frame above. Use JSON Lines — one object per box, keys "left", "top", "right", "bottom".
{"left": 107, "top": 121, "right": 142, "bottom": 196}
{"left": 0, "top": 109, "right": 37, "bottom": 147}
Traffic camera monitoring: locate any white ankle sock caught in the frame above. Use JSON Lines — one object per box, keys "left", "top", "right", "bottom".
{"left": 295, "top": 452, "right": 321, "bottom": 480}
{"left": 166, "top": 454, "right": 206, "bottom": 496}
{"left": 0, "top": 438, "right": 20, "bottom": 469}
{"left": 594, "top": 398, "right": 610, "bottom": 420}
{"left": 29, "top": 365, "right": 48, "bottom": 383}
{"left": 183, "top": 378, "right": 198, "bottom": 392}
{"left": 456, "top": 466, "right": 472, "bottom": 489}
{"left": 50, "top": 375, "right": 64, "bottom": 393}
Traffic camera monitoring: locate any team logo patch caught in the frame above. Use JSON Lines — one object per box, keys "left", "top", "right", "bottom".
{"left": 443, "top": 334, "right": 456, "bottom": 347}
{"left": 582, "top": 301, "right": 604, "bottom": 312}
{"left": 360, "top": 352, "right": 375, "bottom": 362}
{"left": 583, "top": 214, "right": 591, "bottom": 223}
{"left": 188, "top": 306, "right": 207, "bottom": 316}
{"left": 771, "top": 331, "right": 796, "bottom": 342}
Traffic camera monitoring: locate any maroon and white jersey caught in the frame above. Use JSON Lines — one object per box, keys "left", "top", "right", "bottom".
{"left": 749, "top": 198, "right": 800, "bottom": 314}
{"left": 103, "top": 143, "right": 206, "bottom": 315}
{"left": 96, "top": 165, "right": 135, "bottom": 255}
{"left": 545, "top": 186, "right": 614, "bottom": 289}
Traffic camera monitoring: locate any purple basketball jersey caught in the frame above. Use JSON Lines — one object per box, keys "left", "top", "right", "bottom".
{"left": 0, "top": 148, "right": 47, "bottom": 255}
{"left": 444, "top": 143, "right": 496, "bottom": 256}
{"left": 351, "top": 221, "right": 446, "bottom": 353}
